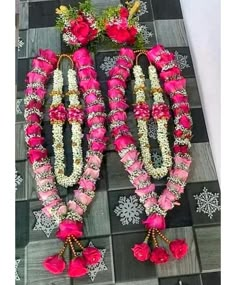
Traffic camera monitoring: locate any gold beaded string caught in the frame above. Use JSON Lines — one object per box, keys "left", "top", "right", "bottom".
{"left": 151, "top": 228, "right": 159, "bottom": 248}
{"left": 58, "top": 237, "right": 69, "bottom": 257}
{"left": 67, "top": 236, "right": 77, "bottom": 258}
{"left": 57, "top": 53, "right": 74, "bottom": 69}
{"left": 144, "top": 229, "right": 152, "bottom": 243}
{"left": 155, "top": 229, "right": 171, "bottom": 244}
{"left": 71, "top": 235, "right": 85, "bottom": 250}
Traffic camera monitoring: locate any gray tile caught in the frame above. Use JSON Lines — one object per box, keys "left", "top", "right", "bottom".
{"left": 201, "top": 271, "right": 221, "bottom": 285}
{"left": 28, "top": 27, "right": 61, "bottom": 57}
{"left": 155, "top": 227, "right": 200, "bottom": 278}
{"left": 195, "top": 226, "right": 220, "bottom": 272}
{"left": 16, "top": 161, "right": 27, "bottom": 201}
{"left": 159, "top": 275, "right": 201, "bottom": 285}
{"left": 186, "top": 78, "right": 202, "bottom": 108}
{"left": 19, "top": 2, "right": 28, "bottom": 29}
{"left": 188, "top": 143, "right": 217, "bottom": 183}
{"left": 18, "top": 30, "right": 28, "bottom": 58}
{"left": 140, "top": 22, "right": 157, "bottom": 48}
{"left": 15, "top": 248, "right": 26, "bottom": 285}
{"left": 154, "top": 20, "right": 188, "bottom": 47}
{"left": 16, "top": 98, "right": 25, "bottom": 122}
{"left": 15, "top": 122, "right": 27, "bottom": 161}
{"left": 73, "top": 236, "right": 115, "bottom": 285}
{"left": 117, "top": 280, "right": 158, "bottom": 285}
{"left": 83, "top": 191, "right": 111, "bottom": 238}
{"left": 26, "top": 239, "right": 71, "bottom": 284}
{"left": 91, "top": 0, "right": 120, "bottom": 14}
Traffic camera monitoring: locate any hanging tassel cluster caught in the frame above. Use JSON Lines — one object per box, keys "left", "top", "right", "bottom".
{"left": 132, "top": 228, "right": 188, "bottom": 264}
{"left": 43, "top": 220, "right": 102, "bottom": 277}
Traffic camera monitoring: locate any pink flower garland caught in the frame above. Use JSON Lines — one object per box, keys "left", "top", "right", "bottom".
{"left": 24, "top": 48, "right": 107, "bottom": 277}
{"left": 107, "top": 46, "right": 192, "bottom": 264}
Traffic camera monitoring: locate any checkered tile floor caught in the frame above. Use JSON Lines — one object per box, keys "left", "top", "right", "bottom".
{"left": 15, "top": 1, "right": 220, "bottom": 284}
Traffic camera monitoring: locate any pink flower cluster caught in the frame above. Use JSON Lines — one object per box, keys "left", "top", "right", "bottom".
{"left": 24, "top": 49, "right": 66, "bottom": 219}
{"left": 132, "top": 239, "right": 188, "bottom": 264}
{"left": 133, "top": 102, "right": 150, "bottom": 120}
{"left": 107, "top": 48, "right": 161, "bottom": 221}
{"left": 147, "top": 45, "right": 192, "bottom": 212}
{"left": 70, "top": 47, "right": 107, "bottom": 217}
{"left": 152, "top": 103, "right": 170, "bottom": 120}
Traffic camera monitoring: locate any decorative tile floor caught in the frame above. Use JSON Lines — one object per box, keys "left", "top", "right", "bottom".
{"left": 16, "top": 0, "right": 220, "bottom": 284}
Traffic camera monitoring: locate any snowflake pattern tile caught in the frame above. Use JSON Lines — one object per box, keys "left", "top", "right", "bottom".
{"left": 15, "top": 168, "right": 23, "bottom": 191}
{"left": 15, "top": 259, "right": 21, "bottom": 281}
{"left": 100, "top": 56, "right": 118, "bottom": 77}
{"left": 174, "top": 51, "right": 190, "bottom": 70}
{"left": 139, "top": 25, "right": 153, "bottom": 44}
{"left": 130, "top": 0, "right": 148, "bottom": 18}
{"left": 148, "top": 119, "right": 157, "bottom": 139}
{"left": 77, "top": 242, "right": 107, "bottom": 282}
{"left": 151, "top": 152, "right": 163, "bottom": 168}
{"left": 33, "top": 210, "right": 58, "bottom": 238}
{"left": 18, "top": 37, "right": 24, "bottom": 52}
{"left": 16, "top": 99, "right": 24, "bottom": 115}
{"left": 114, "top": 195, "right": 144, "bottom": 225}
{"left": 194, "top": 187, "right": 221, "bottom": 219}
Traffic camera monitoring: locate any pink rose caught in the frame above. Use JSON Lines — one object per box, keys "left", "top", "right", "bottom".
{"left": 43, "top": 255, "right": 66, "bottom": 274}
{"left": 132, "top": 243, "right": 151, "bottom": 261}
{"left": 179, "top": 115, "right": 192, "bottom": 129}
{"left": 70, "top": 18, "right": 90, "bottom": 46}
{"left": 82, "top": 247, "right": 102, "bottom": 265}
{"left": 74, "top": 190, "right": 92, "bottom": 205}
{"left": 159, "top": 67, "right": 181, "bottom": 81}
{"left": 147, "top": 44, "right": 165, "bottom": 63}
{"left": 142, "top": 213, "right": 166, "bottom": 230}
{"left": 164, "top": 78, "right": 186, "bottom": 94}
{"left": 150, "top": 247, "right": 169, "bottom": 264}
{"left": 38, "top": 49, "right": 58, "bottom": 67}
{"left": 169, "top": 239, "right": 188, "bottom": 259}
{"left": 68, "top": 257, "right": 88, "bottom": 278}
{"left": 56, "top": 219, "right": 83, "bottom": 241}
{"left": 107, "top": 78, "right": 126, "bottom": 89}
{"left": 28, "top": 149, "right": 47, "bottom": 164}
{"left": 113, "top": 135, "right": 135, "bottom": 152}
{"left": 28, "top": 136, "right": 44, "bottom": 147}
{"left": 25, "top": 123, "right": 42, "bottom": 136}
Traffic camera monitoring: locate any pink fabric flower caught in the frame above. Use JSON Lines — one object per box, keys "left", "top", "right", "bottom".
{"left": 38, "top": 190, "right": 57, "bottom": 201}
{"left": 43, "top": 255, "right": 66, "bottom": 274}
{"left": 173, "top": 145, "right": 189, "bottom": 154}
{"left": 25, "top": 124, "right": 42, "bottom": 136}
{"left": 67, "top": 200, "right": 84, "bottom": 216}
{"left": 147, "top": 44, "right": 165, "bottom": 62}
{"left": 49, "top": 104, "right": 67, "bottom": 123}
{"left": 80, "top": 79, "right": 100, "bottom": 92}
{"left": 107, "top": 78, "right": 126, "bottom": 89}
{"left": 72, "top": 48, "right": 90, "bottom": 62}
{"left": 79, "top": 178, "right": 96, "bottom": 191}
{"left": 84, "top": 93, "right": 98, "bottom": 104}
{"left": 169, "top": 239, "right": 188, "bottom": 259}
{"left": 152, "top": 103, "right": 170, "bottom": 120}
{"left": 34, "top": 163, "right": 52, "bottom": 174}
{"left": 109, "top": 65, "right": 129, "bottom": 80}
{"left": 158, "top": 194, "right": 174, "bottom": 211}
{"left": 86, "top": 155, "right": 102, "bottom": 167}
{"left": 87, "top": 115, "right": 106, "bottom": 127}
{"left": 132, "top": 243, "right": 151, "bottom": 261}
{"left": 144, "top": 197, "right": 158, "bottom": 208}
{"left": 164, "top": 78, "right": 186, "bottom": 94}
{"left": 57, "top": 205, "right": 68, "bottom": 216}
{"left": 68, "top": 257, "right": 88, "bottom": 278}
{"left": 173, "top": 103, "right": 190, "bottom": 116}
{"left": 179, "top": 115, "right": 192, "bottom": 129}
{"left": 109, "top": 100, "right": 129, "bottom": 110}
{"left": 114, "top": 135, "right": 135, "bottom": 152}
{"left": 32, "top": 58, "right": 54, "bottom": 74}
{"left": 143, "top": 213, "right": 166, "bottom": 230}
{"left": 120, "top": 149, "right": 139, "bottom": 163}
{"left": 119, "top": 47, "right": 135, "bottom": 61}
{"left": 37, "top": 176, "right": 54, "bottom": 187}
{"left": 135, "top": 183, "right": 156, "bottom": 196}
{"left": 28, "top": 149, "right": 47, "bottom": 164}
{"left": 134, "top": 102, "right": 150, "bottom": 120}
{"left": 87, "top": 104, "right": 105, "bottom": 113}
{"left": 56, "top": 219, "right": 83, "bottom": 241}
{"left": 78, "top": 68, "right": 97, "bottom": 79}
{"left": 150, "top": 247, "right": 169, "bottom": 264}
{"left": 83, "top": 167, "right": 100, "bottom": 179}
{"left": 82, "top": 247, "right": 102, "bottom": 265}
{"left": 111, "top": 124, "right": 130, "bottom": 137}
{"left": 109, "top": 110, "right": 127, "bottom": 122}
{"left": 89, "top": 127, "right": 107, "bottom": 140}
{"left": 171, "top": 94, "right": 188, "bottom": 104}
{"left": 127, "top": 160, "right": 143, "bottom": 173}
{"left": 25, "top": 87, "right": 46, "bottom": 99}
{"left": 26, "top": 72, "right": 46, "bottom": 84}
{"left": 159, "top": 67, "right": 181, "bottom": 81}
{"left": 67, "top": 107, "right": 84, "bottom": 123}
{"left": 90, "top": 141, "right": 106, "bottom": 152}
{"left": 26, "top": 113, "right": 41, "bottom": 123}
{"left": 108, "top": 88, "right": 124, "bottom": 100}
{"left": 38, "top": 49, "right": 58, "bottom": 67}
{"left": 28, "top": 136, "right": 44, "bottom": 147}
{"left": 74, "top": 191, "right": 93, "bottom": 205}
{"left": 133, "top": 172, "right": 149, "bottom": 187}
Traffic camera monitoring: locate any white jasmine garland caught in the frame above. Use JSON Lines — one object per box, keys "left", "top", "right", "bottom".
{"left": 133, "top": 62, "right": 172, "bottom": 179}
{"left": 50, "top": 68, "right": 83, "bottom": 188}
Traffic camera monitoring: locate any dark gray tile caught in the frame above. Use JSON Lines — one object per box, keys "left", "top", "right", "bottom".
{"left": 112, "top": 232, "right": 157, "bottom": 282}
{"left": 195, "top": 226, "right": 220, "bottom": 272}
{"left": 15, "top": 122, "right": 27, "bottom": 161}
{"left": 16, "top": 97, "right": 25, "bottom": 122}
{"left": 106, "top": 152, "right": 133, "bottom": 191}
{"left": 108, "top": 190, "right": 146, "bottom": 234}
{"left": 191, "top": 108, "right": 209, "bottom": 143}
{"left": 29, "top": 0, "right": 60, "bottom": 28}
{"left": 28, "top": 27, "right": 61, "bottom": 57}
{"left": 188, "top": 143, "right": 217, "bottom": 183}
{"left": 186, "top": 181, "right": 221, "bottom": 226}
{"left": 73, "top": 236, "right": 115, "bottom": 285}
{"left": 154, "top": 20, "right": 188, "bottom": 47}
{"left": 201, "top": 272, "right": 221, "bottom": 285}
{"left": 151, "top": 0, "right": 183, "bottom": 20}
{"left": 91, "top": 0, "right": 120, "bottom": 14}
{"left": 186, "top": 78, "right": 202, "bottom": 108}
{"left": 168, "top": 47, "right": 195, "bottom": 78}
{"left": 140, "top": 22, "right": 157, "bottom": 48}
{"left": 26, "top": 239, "right": 71, "bottom": 284}
{"left": 17, "top": 59, "right": 29, "bottom": 91}
{"left": 117, "top": 280, "right": 158, "bottom": 285}
{"left": 159, "top": 275, "right": 201, "bottom": 285}
{"left": 16, "top": 201, "right": 29, "bottom": 248}
{"left": 121, "top": 0, "right": 154, "bottom": 22}
{"left": 155, "top": 227, "right": 200, "bottom": 277}
{"left": 95, "top": 51, "right": 119, "bottom": 81}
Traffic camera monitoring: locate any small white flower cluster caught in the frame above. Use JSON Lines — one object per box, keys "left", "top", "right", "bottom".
{"left": 51, "top": 68, "right": 83, "bottom": 188}
{"left": 133, "top": 63, "right": 172, "bottom": 179}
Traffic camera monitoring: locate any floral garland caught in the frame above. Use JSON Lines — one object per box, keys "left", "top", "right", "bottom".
{"left": 133, "top": 52, "right": 172, "bottom": 179}
{"left": 56, "top": 1, "right": 99, "bottom": 48}
{"left": 49, "top": 55, "right": 84, "bottom": 188}
{"left": 24, "top": 48, "right": 107, "bottom": 277}
{"left": 107, "top": 46, "right": 192, "bottom": 264}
